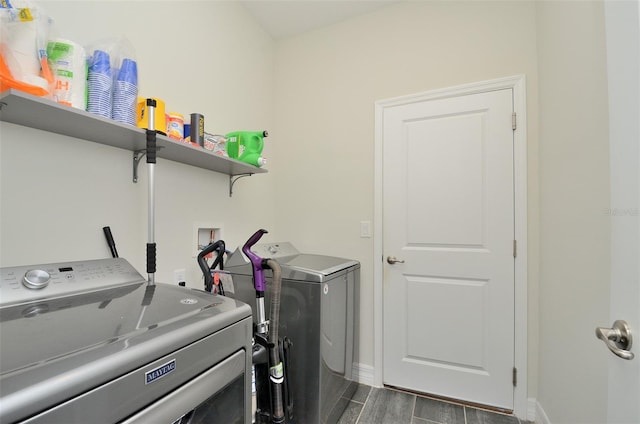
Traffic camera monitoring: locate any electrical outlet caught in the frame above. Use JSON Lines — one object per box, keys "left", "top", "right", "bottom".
{"left": 174, "top": 269, "right": 186, "bottom": 285}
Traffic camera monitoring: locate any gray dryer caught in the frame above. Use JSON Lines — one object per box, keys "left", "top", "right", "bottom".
{"left": 225, "top": 242, "right": 360, "bottom": 424}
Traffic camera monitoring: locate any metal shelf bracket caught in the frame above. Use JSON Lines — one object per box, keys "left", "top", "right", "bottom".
{"left": 133, "top": 147, "right": 164, "bottom": 183}
{"left": 229, "top": 173, "right": 253, "bottom": 197}
{"left": 133, "top": 150, "right": 147, "bottom": 183}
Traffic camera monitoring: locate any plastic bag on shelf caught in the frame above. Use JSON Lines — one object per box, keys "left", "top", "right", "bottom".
{"left": 204, "top": 133, "right": 229, "bottom": 157}
{"left": 86, "top": 37, "right": 138, "bottom": 123}
{"left": 0, "top": 0, "right": 53, "bottom": 96}
{"left": 46, "top": 22, "right": 87, "bottom": 109}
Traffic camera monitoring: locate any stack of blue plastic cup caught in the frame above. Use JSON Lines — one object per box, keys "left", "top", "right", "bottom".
{"left": 87, "top": 50, "right": 112, "bottom": 119}
{"left": 112, "top": 58, "right": 138, "bottom": 126}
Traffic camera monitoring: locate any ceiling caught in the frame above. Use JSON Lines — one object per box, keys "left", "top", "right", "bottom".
{"left": 239, "top": 0, "right": 400, "bottom": 39}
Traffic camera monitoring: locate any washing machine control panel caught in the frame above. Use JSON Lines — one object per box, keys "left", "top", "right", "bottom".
{"left": 0, "top": 258, "right": 145, "bottom": 307}
{"left": 22, "top": 269, "right": 51, "bottom": 290}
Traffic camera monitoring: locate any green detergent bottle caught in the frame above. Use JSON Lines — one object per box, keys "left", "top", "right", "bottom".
{"left": 225, "top": 130, "right": 268, "bottom": 167}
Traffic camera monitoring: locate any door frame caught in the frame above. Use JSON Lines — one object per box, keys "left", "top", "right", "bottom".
{"left": 373, "top": 75, "right": 528, "bottom": 419}
{"left": 603, "top": 1, "right": 640, "bottom": 421}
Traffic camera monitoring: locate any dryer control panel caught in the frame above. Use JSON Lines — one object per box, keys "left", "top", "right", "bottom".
{"left": 246, "top": 242, "right": 300, "bottom": 259}
{"left": 0, "top": 258, "right": 145, "bottom": 307}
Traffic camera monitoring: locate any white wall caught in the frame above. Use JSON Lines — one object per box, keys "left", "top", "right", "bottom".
{"left": 271, "top": 0, "right": 540, "bottom": 399}
{"left": 0, "top": 1, "right": 277, "bottom": 288}
{"left": 536, "top": 1, "right": 611, "bottom": 422}
{"left": 1, "top": 2, "right": 626, "bottom": 421}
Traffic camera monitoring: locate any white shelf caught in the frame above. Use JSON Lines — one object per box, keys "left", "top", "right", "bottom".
{"left": 0, "top": 89, "right": 267, "bottom": 178}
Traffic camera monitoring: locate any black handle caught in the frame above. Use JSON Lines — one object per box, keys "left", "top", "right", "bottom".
{"left": 146, "top": 129, "right": 157, "bottom": 164}
{"left": 197, "top": 240, "right": 226, "bottom": 292}
{"left": 103, "top": 226, "right": 119, "bottom": 258}
{"left": 146, "top": 243, "right": 156, "bottom": 274}
{"left": 211, "top": 240, "right": 226, "bottom": 271}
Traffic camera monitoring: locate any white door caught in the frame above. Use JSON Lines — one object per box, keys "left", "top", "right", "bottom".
{"left": 600, "top": 1, "right": 640, "bottom": 422}
{"left": 381, "top": 87, "right": 516, "bottom": 409}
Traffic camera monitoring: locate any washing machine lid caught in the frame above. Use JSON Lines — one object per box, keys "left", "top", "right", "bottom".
{"left": 226, "top": 242, "right": 359, "bottom": 282}
{"left": 0, "top": 283, "right": 248, "bottom": 375}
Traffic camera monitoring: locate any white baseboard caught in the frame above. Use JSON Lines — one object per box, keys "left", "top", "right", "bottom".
{"left": 534, "top": 399, "right": 551, "bottom": 424}
{"left": 353, "top": 362, "right": 375, "bottom": 387}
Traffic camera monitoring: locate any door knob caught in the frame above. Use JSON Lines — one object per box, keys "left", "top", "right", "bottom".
{"left": 595, "top": 320, "right": 634, "bottom": 360}
{"left": 386, "top": 256, "right": 405, "bottom": 265}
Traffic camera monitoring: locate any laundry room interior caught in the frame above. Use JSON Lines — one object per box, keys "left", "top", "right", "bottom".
{"left": 0, "top": 1, "right": 638, "bottom": 424}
